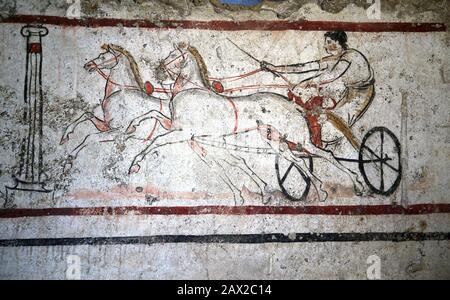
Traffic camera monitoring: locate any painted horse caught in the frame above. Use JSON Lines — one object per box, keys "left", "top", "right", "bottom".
{"left": 60, "top": 44, "right": 272, "bottom": 203}
{"left": 60, "top": 44, "right": 169, "bottom": 163}
{"left": 127, "top": 43, "right": 368, "bottom": 201}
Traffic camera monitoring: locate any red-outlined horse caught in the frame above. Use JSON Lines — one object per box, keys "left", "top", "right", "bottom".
{"left": 127, "top": 43, "right": 368, "bottom": 201}
{"left": 61, "top": 44, "right": 275, "bottom": 203}
{"left": 60, "top": 44, "right": 169, "bottom": 167}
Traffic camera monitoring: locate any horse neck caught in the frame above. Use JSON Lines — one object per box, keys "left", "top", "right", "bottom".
{"left": 182, "top": 55, "right": 208, "bottom": 89}
{"left": 107, "top": 57, "right": 139, "bottom": 92}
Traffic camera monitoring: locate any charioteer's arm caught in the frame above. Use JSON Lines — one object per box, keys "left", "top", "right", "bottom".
{"left": 260, "top": 56, "right": 337, "bottom": 74}
{"left": 261, "top": 60, "right": 322, "bottom": 74}
{"left": 261, "top": 55, "right": 339, "bottom": 76}
{"left": 314, "top": 59, "right": 351, "bottom": 86}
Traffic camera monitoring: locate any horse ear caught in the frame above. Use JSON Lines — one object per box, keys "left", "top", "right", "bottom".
{"left": 101, "top": 44, "right": 109, "bottom": 50}
{"left": 177, "top": 42, "right": 188, "bottom": 49}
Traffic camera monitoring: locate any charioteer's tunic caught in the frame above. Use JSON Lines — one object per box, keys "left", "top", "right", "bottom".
{"left": 288, "top": 49, "right": 375, "bottom": 149}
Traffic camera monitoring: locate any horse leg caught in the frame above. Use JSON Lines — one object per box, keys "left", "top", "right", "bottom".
{"left": 218, "top": 155, "right": 267, "bottom": 204}
{"left": 63, "top": 129, "right": 118, "bottom": 172}
{"left": 129, "top": 130, "right": 188, "bottom": 174}
{"left": 256, "top": 122, "right": 329, "bottom": 201}
{"left": 277, "top": 147, "right": 329, "bottom": 201}
{"left": 303, "top": 138, "right": 366, "bottom": 196}
{"left": 188, "top": 141, "right": 245, "bottom": 205}
{"left": 60, "top": 110, "right": 110, "bottom": 145}
{"left": 222, "top": 150, "right": 271, "bottom": 203}
{"left": 126, "top": 110, "right": 173, "bottom": 134}
{"left": 71, "top": 128, "right": 118, "bottom": 154}
{"left": 128, "top": 130, "right": 246, "bottom": 205}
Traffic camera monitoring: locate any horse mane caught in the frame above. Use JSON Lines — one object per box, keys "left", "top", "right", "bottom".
{"left": 103, "top": 43, "right": 211, "bottom": 91}
{"left": 186, "top": 45, "right": 212, "bottom": 90}
{"left": 104, "top": 44, "right": 145, "bottom": 91}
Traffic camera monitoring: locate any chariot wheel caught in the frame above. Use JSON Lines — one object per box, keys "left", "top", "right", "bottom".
{"left": 275, "top": 154, "right": 313, "bottom": 201}
{"left": 358, "top": 127, "right": 402, "bottom": 196}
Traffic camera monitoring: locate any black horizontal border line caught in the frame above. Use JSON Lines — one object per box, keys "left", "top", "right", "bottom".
{"left": 0, "top": 232, "right": 449, "bottom": 247}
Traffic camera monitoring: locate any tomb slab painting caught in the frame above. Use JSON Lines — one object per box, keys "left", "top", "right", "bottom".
{"left": 0, "top": 8, "right": 449, "bottom": 279}
{"left": 0, "top": 15, "right": 448, "bottom": 251}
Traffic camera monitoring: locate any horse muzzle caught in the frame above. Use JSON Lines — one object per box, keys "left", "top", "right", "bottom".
{"left": 155, "top": 66, "right": 169, "bottom": 83}
{"left": 84, "top": 62, "right": 97, "bottom": 73}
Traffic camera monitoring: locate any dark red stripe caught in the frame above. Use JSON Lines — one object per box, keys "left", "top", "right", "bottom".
{"left": 0, "top": 204, "right": 449, "bottom": 218}
{"left": 1, "top": 15, "right": 446, "bottom": 32}
{"left": 28, "top": 43, "right": 42, "bottom": 53}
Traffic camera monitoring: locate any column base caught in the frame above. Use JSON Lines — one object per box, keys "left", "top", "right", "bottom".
{"left": 4, "top": 177, "right": 54, "bottom": 208}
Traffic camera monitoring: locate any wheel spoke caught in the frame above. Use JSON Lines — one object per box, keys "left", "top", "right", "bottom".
{"left": 361, "top": 145, "right": 399, "bottom": 173}
{"left": 359, "top": 127, "right": 402, "bottom": 196}
{"left": 380, "top": 130, "right": 385, "bottom": 191}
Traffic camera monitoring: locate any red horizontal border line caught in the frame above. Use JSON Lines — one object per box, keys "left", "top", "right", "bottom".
{"left": 1, "top": 15, "right": 446, "bottom": 32}
{"left": 0, "top": 204, "right": 449, "bottom": 218}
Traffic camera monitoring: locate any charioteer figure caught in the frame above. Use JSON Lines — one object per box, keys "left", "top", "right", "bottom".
{"left": 261, "top": 31, "right": 375, "bottom": 150}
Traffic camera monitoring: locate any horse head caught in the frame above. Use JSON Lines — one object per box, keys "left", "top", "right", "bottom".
{"left": 84, "top": 44, "right": 121, "bottom": 73}
{"left": 155, "top": 43, "right": 190, "bottom": 85}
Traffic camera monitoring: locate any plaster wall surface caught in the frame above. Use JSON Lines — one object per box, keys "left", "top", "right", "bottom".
{"left": 0, "top": 0, "right": 449, "bottom": 279}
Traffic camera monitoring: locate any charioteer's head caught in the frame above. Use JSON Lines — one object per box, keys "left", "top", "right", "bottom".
{"left": 324, "top": 31, "right": 348, "bottom": 55}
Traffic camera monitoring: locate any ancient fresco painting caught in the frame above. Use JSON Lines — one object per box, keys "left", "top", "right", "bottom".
{"left": 0, "top": 23, "right": 405, "bottom": 209}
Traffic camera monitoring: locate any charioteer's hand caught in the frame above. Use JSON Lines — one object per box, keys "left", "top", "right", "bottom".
{"left": 260, "top": 60, "right": 275, "bottom": 72}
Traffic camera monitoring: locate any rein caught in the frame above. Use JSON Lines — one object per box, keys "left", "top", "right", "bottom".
{"left": 164, "top": 49, "right": 294, "bottom": 95}
{"left": 91, "top": 53, "right": 142, "bottom": 91}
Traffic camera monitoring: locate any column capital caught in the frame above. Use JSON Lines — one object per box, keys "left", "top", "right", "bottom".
{"left": 21, "top": 25, "right": 49, "bottom": 38}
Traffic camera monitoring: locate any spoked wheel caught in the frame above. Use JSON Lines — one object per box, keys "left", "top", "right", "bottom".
{"left": 358, "top": 127, "right": 402, "bottom": 196}
{"left": 275, "top": 154, "right": 313, "bottom": 201}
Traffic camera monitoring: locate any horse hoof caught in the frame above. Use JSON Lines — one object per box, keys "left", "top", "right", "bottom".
{"left": 262, "top": 194, "right": 273, "bottom": 205}
{"left": 60, "top": 136, "right": 69, "bottom": 145}
{"left": 354, "top": 187, "right": 364, "bottom": 197}
{"left": 318, "top": 190, "right": 328, "bottom": 202}
{"left": 63, "top": 162, "right": 73, "bottom": 173}
{"left": 126, "top": 126, "right": 136, "bottom": 135}
{"left": 129, "top": 164, "right": 141, "bottom": 174}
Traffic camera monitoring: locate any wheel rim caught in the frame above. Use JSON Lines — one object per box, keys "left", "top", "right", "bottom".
{"left": 359, "top": 127, "right": 402, "bottom": 196}
{"left": 275, "top": 155, "right": 313, "bottom": 202}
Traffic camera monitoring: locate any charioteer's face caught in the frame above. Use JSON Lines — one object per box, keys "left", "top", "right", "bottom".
{"left": 324, "top": 37, "right": 341, "bottom": 55}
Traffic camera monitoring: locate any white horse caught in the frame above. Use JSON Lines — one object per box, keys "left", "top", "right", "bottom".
{"left": 60, "top": 44, "right": 271, "bottom": 203}
{"left": 127, "top": 43, "right": 368, "bottom": 201}
{"left": 60, "top": 44, "right": 169, "bottom": 163}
